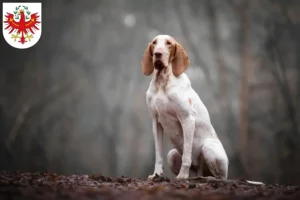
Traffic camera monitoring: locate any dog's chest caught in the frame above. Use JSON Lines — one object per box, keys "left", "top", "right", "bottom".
{"left": 148, "top": 91, "right": 183, "bottom": 149}
{"left": 148, "top": 91, "right": 181, "bottom": 129}
{"left": 149, "top": 91, "right": 173, "bottom": 118}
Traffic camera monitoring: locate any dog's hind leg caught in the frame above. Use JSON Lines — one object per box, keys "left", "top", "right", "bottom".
{"left": 201, "top": 140, "right": 229, "bottom": 180}
{"left": 167, "top": 148, "right": 197, "bottom": 177}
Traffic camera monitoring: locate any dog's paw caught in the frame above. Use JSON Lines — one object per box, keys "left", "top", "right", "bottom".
{"left": 175, "top": 173, "right": 189, "bottom": 180}
{"left": 148, "top": 172, "right": 163, "bottom": 180}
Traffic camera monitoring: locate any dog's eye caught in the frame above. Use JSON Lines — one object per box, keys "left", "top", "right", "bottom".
{"left": 166, "top": 40, "right": 171, "bottom": 45}
{"left": 152, "top": 40, "right": 157, "bottom": 45}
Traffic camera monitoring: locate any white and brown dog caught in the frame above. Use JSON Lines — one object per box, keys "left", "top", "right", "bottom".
{"left": 142, "top": 35, "right": 229, "bottom": 180}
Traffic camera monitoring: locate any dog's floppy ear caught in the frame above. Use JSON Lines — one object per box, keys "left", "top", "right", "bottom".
{"left": 141, "top": 43, "right": 154, "bottom": 76}
{"left": 172, "top": 42, "right": 190, "bottom": 76}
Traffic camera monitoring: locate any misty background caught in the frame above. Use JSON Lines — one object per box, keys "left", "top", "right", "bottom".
{"left": 1, "top": 0, "right": 300, "bottom": 185}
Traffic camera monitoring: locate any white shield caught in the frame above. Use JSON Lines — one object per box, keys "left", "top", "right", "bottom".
{"left": 2, "top": 2, "right": 42, "bottom": 49}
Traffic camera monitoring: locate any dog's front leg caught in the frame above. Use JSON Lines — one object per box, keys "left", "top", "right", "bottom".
{"left": 148, "top": 120, "right": 164, "bottom": 179}
{"left": 176, "top": 116, "right": 195, "bottom": 179}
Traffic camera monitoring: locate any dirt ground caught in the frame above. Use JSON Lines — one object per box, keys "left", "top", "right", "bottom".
{"left": 0, "top": 171, "right": 300, "bottom": 200}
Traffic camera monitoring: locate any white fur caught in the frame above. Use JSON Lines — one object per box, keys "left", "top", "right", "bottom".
{"left": 145, "top": 35, "right": 229, "bottom": 180}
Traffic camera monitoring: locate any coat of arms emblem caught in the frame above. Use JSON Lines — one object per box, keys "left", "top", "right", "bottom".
{"left": 2, "top": 3, "right": 42, "bottom": 49}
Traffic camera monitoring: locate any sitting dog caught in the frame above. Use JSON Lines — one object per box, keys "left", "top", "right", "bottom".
{"left": 141, "top": 35, "right": 229, "bottom": 179}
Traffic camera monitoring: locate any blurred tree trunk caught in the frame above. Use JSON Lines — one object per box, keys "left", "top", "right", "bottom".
{"left": 239, "top": 0, "right": 251, "bottom": 178}
{"left": 205, "top": 0, "right": 227, "bottom": 111}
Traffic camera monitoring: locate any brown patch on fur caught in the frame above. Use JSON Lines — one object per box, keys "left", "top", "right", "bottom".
{"left": 141, "top": 43, "right": 154, "bottom": 76}
{"left": 172, "top": 42, "right": 190, "bottom": 76}
{"left": 188, "top": 98, "right": 192, "bottom": 105}
{"left": 168, "top": 43, "right": 176, "bottom": 63}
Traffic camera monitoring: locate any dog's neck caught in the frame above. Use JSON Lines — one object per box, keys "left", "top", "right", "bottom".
{"left": 152, "top": 64, "right": 173, "bottom": 92}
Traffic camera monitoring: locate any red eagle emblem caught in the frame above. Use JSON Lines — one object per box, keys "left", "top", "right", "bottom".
{"left": 4, "top": 6, "right": 40, "bottom": 44}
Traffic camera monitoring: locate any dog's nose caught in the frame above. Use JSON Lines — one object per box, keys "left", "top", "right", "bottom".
{"left": 154, "top": 52, "right": 162, "bottom": 58}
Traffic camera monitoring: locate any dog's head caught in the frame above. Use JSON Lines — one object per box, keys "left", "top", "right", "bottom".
{"left": 141, "top": 35, "right": 190, "bottom": 76}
